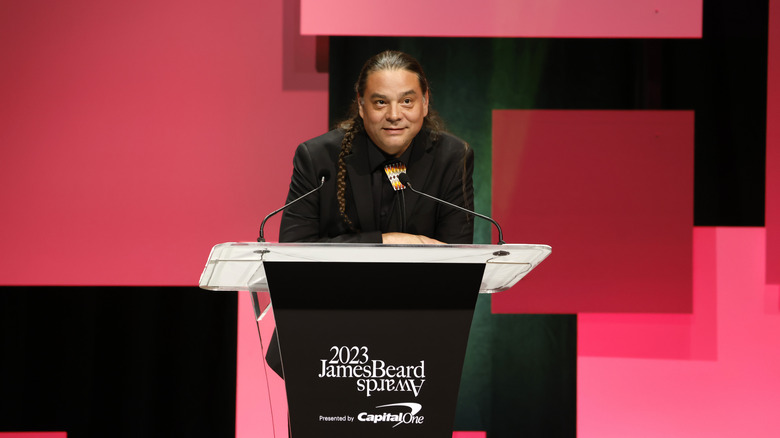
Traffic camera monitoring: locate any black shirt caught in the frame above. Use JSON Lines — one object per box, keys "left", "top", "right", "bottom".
{"left": 367, "top": 137, "right": 414, "bottom": 232}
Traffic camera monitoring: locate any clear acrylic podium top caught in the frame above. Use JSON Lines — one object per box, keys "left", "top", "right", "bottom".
{"left": 199, "top": 242, "right": 551, "bottom": 294}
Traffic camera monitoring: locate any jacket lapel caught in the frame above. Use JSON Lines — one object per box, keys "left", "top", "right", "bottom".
{"left": 345, "top": 133, "right": 376, "bottom": 232}
{"left": 404, "top": 130, "right": 434, "bottom": 219}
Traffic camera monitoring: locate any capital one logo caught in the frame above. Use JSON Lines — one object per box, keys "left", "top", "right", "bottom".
{"left": 357, "top": 402, "right": 425, "bottom": 428}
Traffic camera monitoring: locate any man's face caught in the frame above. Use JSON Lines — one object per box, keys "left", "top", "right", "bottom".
{"left": 358, "top": 69, "right": 429, "bottom": 157}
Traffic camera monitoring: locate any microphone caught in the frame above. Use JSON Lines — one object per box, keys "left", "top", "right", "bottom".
{"left": 397, "top": 172, "right": 506, "bottom": 245}
{"left": 257, "top": 169, "right": 331, "bottom": 242}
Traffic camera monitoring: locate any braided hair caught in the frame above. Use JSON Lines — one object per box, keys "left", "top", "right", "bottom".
{"left": 335, "top": 50, "right": 444, "bottom": 230}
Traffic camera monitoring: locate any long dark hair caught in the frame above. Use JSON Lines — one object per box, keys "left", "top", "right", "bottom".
{"left": 335, "top": 50, "right": 444, "bottom": 230}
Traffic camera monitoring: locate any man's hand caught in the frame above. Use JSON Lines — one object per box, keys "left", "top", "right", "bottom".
{"left": 381, "top": 232, "right": 444, "bottom": 244}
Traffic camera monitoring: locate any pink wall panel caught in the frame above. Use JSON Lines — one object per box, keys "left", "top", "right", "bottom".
{"left": 491, "top": 110, "right": 694, "bottom": 313}
{"left": 300, "top": 0, "right": 702, "bottom": 38}
{"left": 767, "top": 0, "right": 780, "bottom": 285}
{"left": 237, "top": 294, "right": 288, "bottom": 438}
{"left": 579, "top": 227, "right": 780, "bottom": 437}
{"left": 0, "top": 0, "right": 328, "bottom": 286}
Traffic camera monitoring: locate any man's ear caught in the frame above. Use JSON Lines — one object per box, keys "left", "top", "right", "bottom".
{"left": 423, "top": 91, "right": 429, "bottom": 117}
{"left": 357, "top": 95, "right": 364, "bottom": 118}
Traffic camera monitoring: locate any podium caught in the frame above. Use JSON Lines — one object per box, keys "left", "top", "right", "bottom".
{"left": 200, "top": 243, "right": 551, "bottom": 438}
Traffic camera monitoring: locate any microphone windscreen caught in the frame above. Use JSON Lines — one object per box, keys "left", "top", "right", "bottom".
{"left": 398, "top": 172, "right": 411, "bottom": 187}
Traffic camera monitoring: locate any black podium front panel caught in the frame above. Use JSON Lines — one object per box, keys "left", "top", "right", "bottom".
{"left": 265, "top": 261, "right": 485, "bottom": 438}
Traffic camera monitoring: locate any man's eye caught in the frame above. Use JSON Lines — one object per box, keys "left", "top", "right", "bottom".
{"left": 375, "top": 100, "right": 385, "bottom": 105}
{"left": 403, "top": 98, "right": 412, "bottom": 104}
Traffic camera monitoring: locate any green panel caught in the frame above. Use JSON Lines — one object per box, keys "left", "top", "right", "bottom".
{"left": 456, "top": 296, "right": 576, "bottom": 437}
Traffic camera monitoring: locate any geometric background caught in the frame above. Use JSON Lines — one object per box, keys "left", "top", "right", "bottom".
{"left": 2, "top": 0, "right": 778, "bottom": 437}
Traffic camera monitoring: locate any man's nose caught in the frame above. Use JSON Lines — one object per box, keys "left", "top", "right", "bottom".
{"left": 386, "top": 104, "right": 401, "bottom": 120}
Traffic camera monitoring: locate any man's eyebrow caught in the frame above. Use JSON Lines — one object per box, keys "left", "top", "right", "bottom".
{"left": 368, "top": 90, "right": 418, "bottom": 100}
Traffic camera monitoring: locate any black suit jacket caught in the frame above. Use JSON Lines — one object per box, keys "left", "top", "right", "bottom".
{"left": 279, "top": 128, "right": 474, "bottom": 244}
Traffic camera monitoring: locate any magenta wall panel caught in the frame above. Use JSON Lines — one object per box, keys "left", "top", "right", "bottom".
{"left": 300, "top": 0, "right": 702, "bottom": 38}
{"left": 579, "top": 227, "right": 717, "bottom": 360}
{"left": 767, "top": 0, "right": 780, "bottom": 285}
{"left": 0, "top": 1, "right": 328, "bottom": 286}
{"left": 579, "top": 227, "right": 780, "bottom": 437}
{"left": 491, "top": 110, "right": 694, "bottom": 313}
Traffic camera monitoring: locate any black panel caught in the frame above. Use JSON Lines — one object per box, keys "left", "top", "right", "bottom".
{"left": 266, "top": 262, "right": 484, "bottom": 310}
{"left": 0, "top": 286, "right": 236, "bottom": 438}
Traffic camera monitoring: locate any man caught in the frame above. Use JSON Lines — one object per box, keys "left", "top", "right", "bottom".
{"left": 279, "top": 50, "right": 474, "bottom": 245}
{"left": 267, "top": 51, "right": 475, "bottom": 378}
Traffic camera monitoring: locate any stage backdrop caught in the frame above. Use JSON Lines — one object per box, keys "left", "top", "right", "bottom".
{"left": 2, "top": 0, "right": 776, "bottom": 437}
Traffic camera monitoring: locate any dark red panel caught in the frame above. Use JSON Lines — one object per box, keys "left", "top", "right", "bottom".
{"left": 491, "top": 110, "right": 694, "bottom": 313}
{"left": 767, "top": 0, "right": 780, "bottom": 285}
